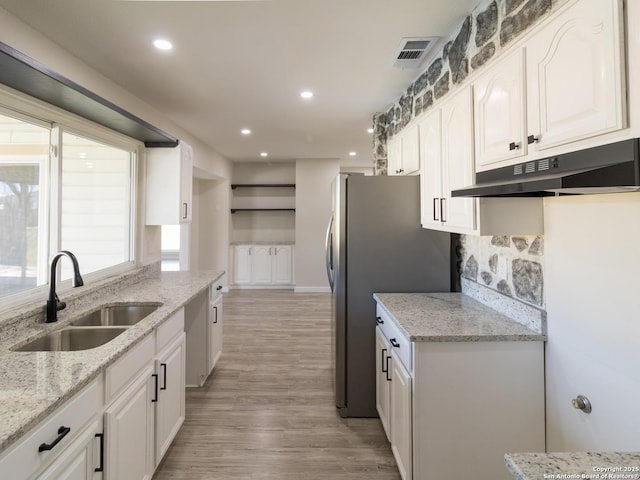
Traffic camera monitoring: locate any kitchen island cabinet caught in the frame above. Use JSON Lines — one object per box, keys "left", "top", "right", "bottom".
{"left": 374, "top": 293, "right": 546, "bottom": 480}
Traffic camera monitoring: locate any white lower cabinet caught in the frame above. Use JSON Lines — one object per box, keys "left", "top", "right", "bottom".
{"left": 154, "top": 333, "right": 186, "bottom": 464}
{"left": 375, "top": 306, "right": 545, "bottom": 480}
{"left": 0, "top": 378, "right": 104, "bottom": 480}
{"left": 375, "top": 328, "right": 391, "bottom": 441}
{"left": 105, "top": 309, "right": 186, "bottom": 479}
{"left": 389, "top": 350, "right": 412, "bottom": 480}
{"left": 185, "top": 285, "right": 224, "bottom": 387}
{"left": 0, "top": 303, "right": 199, "bottom": 480}
{"left": 232, "top": 244, "right": 293, "bottom": 287}
{"left": 208, "top": 293, "right": 224, "bottom": 372}
{"left": 104, "top": 363, "right": 155, "bottom": 480}
{"left": 36, "top": 419, "right": 104, "bottom": 480}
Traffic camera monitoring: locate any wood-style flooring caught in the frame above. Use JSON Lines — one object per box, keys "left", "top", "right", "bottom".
{"left": 153, "top": 290, "right": 400, "bottom": 480}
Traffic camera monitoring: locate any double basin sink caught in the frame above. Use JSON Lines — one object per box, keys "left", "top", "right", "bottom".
{"left": 15, "top": 303, "right": 161, "bottom": 352}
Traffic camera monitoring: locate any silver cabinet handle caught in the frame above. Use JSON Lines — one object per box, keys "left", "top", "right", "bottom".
{"left": 440, "top": 198, "right": 446, "bottom": 223}
{"left": 572, "top": 395, "right": 592, "bottom": 413}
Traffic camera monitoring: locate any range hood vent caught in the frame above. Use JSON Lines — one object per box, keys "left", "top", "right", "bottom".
{"left": 392, "top": 37, "right": 438, "bottom": 69}
{"left": 451, "top": 138, "right": 640, "bottom": 197}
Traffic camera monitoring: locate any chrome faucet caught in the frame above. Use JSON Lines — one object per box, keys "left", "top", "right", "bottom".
{"left": 46, "top": 251, "right": 84, "bottom": 323}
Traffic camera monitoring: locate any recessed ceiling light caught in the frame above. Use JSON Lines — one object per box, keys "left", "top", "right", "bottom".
{"left": 349, "top": 151, "right": 357, "bottom": 156}
{"left": 300, "top": 91, "right": 314, "bottom": 99}
{"left": 260, "top": 152, "right": 268, "bottom": 157}
{"left": 367, "top": 128, "right": 374, "bottom": 134}
{"left": 153, "top": 39, "right": 173, "bottom": 51}
{"left": 241, "top": 128, "right": 251, "bottom": 135}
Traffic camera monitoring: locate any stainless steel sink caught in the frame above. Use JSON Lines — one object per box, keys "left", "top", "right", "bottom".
{"left": 70, "top": 303, "right": 161, "bottom": 327}
{"left": 15, "top": 327, "right": 128, "bottom": 352}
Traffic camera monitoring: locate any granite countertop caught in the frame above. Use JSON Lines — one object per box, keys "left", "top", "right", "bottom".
{"left": 373, "top": 292, "right": 545, "bottom": 342}
{"left": 505, "top": 452, "right": 640, "bottom": 479}
{"left": 0, "top": 268, "right": 224, "bottom": 455}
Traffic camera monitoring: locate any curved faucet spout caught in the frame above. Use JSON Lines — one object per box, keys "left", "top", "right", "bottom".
{"left": 46, "top": 251, "right": 84, "bottom": 323}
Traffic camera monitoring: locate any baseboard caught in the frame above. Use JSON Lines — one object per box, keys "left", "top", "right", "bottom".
{"left": 229, "top": 285, "right": 295, "bottom": 290}
{"left": 294, "top": 286, "right": 332, "bottom": 293}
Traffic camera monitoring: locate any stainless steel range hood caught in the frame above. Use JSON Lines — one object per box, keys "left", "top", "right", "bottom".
{"left": 451, "top": 138, "right": 640, "bottom": 197}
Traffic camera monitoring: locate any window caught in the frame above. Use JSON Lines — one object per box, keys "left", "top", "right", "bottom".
{"left": 60, "top": 132, "right": 133, "bottom": 280}
{"left": 0, "top": 112, "right": 49, "bottom": 299}
{"left": 0, "top": 103, "right": 137, "bottom": 305}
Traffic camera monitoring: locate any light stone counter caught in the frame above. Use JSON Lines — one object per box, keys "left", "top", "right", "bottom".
{"left": 505, "top": 452, "right": 640, "bottom": 480}
{"left": 373, "top": 292, "right": 545, "bottom": 342}
{"left": 0, "top": 267, "right": 224, "bottom": 454}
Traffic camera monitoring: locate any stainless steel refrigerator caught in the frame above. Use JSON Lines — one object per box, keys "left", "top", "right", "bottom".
{"left": 325, "top": 174, "right": 452, "bottom": 418}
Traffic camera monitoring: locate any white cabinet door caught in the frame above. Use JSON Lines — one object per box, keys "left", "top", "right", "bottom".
{"left": 419, "top": 108, "right": 443, "bottom": 229}
{"left": 251, "top": 245, "right": 272, "bottom": 284}
{"left": 271, "top": 245, "right": 292, "bottom": 285}
{"left": 401, "top": 125, "right": 420, "bottom": 175}
{"left": 208, "top": 294, "right": 224, "bottom": 372}
{"left": 155, "top": 333, "right": 186, "bottom": 465}
{"left": 179, "top": 142, "right": 193, "bottom": 223}
{"left": 390, "top": 350, "right": 412, "bottom": 480}
{"left": 36, "top": 420, "right": 103, "bottom": 480}
{"left": 233, "top": 245, "right": 252, "bottom": 285}
{"left": 145, "top": 141, "right": 193, "bottom": 225}
{"left": 474, "top": 49, "right": 527, "bottom": 170}
{"left": 526, "top": 0, "right": 624, "bottom": 152}
{"left": 387, "top": 135, "right": 402, "bottom": 176}
{"left": 441, "top": 86, "right": 476, "bottom": 233}
{"left": 104, "top": 364, "right": 155, "bottom": 480}
{"left": 375, "top": 327, "right": 391, "bottom": 441}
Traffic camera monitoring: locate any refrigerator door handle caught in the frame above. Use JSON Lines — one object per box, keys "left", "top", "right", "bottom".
{"left": 325, "top": 215, "right": 335, "bottom": 292}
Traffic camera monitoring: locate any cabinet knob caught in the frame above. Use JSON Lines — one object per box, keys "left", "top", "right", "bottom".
{"left": 390, "top": 338, "right": 400, "bottom": 348}
{"left": 509, "top": 141, "right": 520, "bottom": 151}
{"left": 376, "top": 316, "right": 384, "bottom": 325}
{"left": 527, "top": 134, "right": 540, "bottom": 144}
{"left": 571, "top": 395, "right": 592, "bottom": 414}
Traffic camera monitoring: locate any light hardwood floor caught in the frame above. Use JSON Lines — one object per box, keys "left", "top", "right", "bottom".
{"left": 153, "top": 290, "right": 400, "bottom": 480}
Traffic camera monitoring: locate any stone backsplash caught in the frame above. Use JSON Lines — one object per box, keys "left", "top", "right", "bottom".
{"left": 460, "top": 235, "right": 545, "bottom": 308}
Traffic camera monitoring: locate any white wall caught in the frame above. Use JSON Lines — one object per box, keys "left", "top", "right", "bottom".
{"left": 230, "top": 162, "right": 296, "bottom": 244}
{"left": 0, "top": 7, "right": 232, "bottom": 268}
{"left": 192, "top": 177, "right": 230, "bottom": 285}
{"left": 544, "top": 193, "right": 640, "bottom": 452}
{"left": 294, "top": 159, "right": 340, "bottom": 291}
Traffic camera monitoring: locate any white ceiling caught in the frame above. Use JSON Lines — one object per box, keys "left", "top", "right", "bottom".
{"left": 0, "top": 0, "right": 478, "bottom": 166}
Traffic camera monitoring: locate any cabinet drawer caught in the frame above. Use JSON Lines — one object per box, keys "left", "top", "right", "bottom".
{"left": 156, "top": 308, "right": 184, "bottom": 353}
{"left": 105, "top": 333, "right": 154, "bottom": 404}
{"left": 376, "top": 305, "right": 412, "bottom": 373}
{"left": 0, "top": 377, "right": 103, "bottom": 480}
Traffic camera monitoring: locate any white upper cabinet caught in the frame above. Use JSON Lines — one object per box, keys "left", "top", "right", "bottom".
{"left": 420, "top": 86, "right": 478, "bottom": 235}
{"left": 474, "top": 49, "right": 527, "bottom": 170}
{"left": 388, "top": 125, "right": 420, "bottom": 176}
{"left": 472, "top": 0, "right": 624, "bottom": 172}
{"left": 419, "top": 108, "right": 443, "bottom": 230}
{"left": 145, "top": 141, "right": 193, "bottom": 225}
{"left": 440, "top": 86, "right": 476, "bottom": 233}
{"left": 420, "top": 86, "right": 543, "bottom": 236}
{"left": 526, "top": 0, "right": 624, "bottom": 152}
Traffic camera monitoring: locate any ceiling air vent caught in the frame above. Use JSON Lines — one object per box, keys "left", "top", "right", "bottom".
{"left": 392, "top": 37, "right": 438, "bottom": 69}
